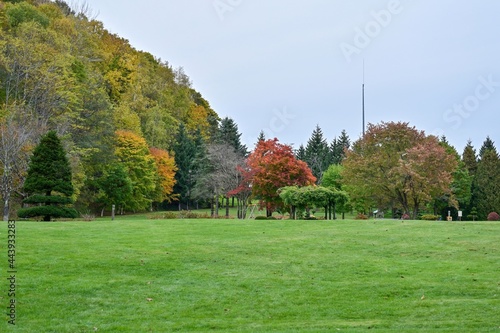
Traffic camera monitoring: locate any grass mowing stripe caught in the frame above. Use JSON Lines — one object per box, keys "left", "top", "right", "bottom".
{"left": 1, "top": 219, "right": 499, "bottom": 332}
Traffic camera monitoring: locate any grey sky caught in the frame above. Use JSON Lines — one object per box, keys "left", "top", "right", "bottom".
{"left": 83, "top": 0, "right": 500, "bottom": 153}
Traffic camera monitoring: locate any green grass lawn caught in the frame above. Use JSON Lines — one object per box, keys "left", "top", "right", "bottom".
{"left": 1, "top": 218, "right": 499, "bottom": 332}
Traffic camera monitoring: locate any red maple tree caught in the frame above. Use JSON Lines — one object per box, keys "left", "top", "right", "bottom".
{"left": 246, "top": 138, "right": 316, "bottom": 216}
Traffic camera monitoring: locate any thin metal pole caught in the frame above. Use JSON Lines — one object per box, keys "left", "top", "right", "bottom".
{"left": 362, "top": 60, "right": 365, "bottom": 136}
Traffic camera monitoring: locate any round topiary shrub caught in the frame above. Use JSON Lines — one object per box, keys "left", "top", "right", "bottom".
{"left": 487, "top": 212, "right": 500, "bottom": 221}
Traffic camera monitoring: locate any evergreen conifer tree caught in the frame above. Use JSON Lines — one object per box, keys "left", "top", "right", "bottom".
{"left": 304, "top": 125, "right": 330, "bottom": 183}
{"left": 462, "top": 139, "right": 478, "bottom": 177}
{"left": 173, "top": 124, "right": 206, "bottom": 209}
{"left": 331, "top": 129, "right": 350, "bottom": 164}
{"left": 18, "top": 131, "right": 77, "bottom": 221}
{"left": 217, "top": 117, "right": 247, "bottom": 156}
{"left": 257, "top": 130, "right": 266, "bottom": 143}
{"left": 295, "top": 144, "right": 306, "bottom": 161}
{"left": 471, "top": 148, "right": 500, "bottom": 219}
{"left": 479, "top": 136, "right": 496, "bottom": 159}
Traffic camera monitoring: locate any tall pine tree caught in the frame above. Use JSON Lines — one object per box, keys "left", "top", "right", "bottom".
{"left": 462, "top": 139, "right": 478, "bottom": 177}
{"left": 479, "top": 136, "right": 495, "bottom": 160}
{"left": 304, "top": 125, "right": 330, "bottom": 183}
{"left": 295, "top": 144, "right": 306, "bottom": 161}
{"left": 172, "top": 124, "right": 206, "bottom": 209}
{"left": 472, "top": 147, "right": 500, "bottom": 219}
{"left": 331, "top": 129, "right": 350, "bottom": 164}
{"left": 18, "top": 131, "right": 77, "bottom": 221}
{"left": 216, "top": 117, "right": 247, "bottom": 157}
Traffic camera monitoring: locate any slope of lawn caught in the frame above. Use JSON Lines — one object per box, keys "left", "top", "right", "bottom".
{"left": 1, "top": 218, "right": 499, "bottom": 332}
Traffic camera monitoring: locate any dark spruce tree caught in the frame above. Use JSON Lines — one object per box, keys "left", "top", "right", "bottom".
{"left": 18, "top": 131, "right": 78, "bottom": 221}
{"left": 304, "top": 125, "right": 330, "bottom": 183}
{"left": 216, "top": 117, "right": 248, "bottom": 156}
{"left": 257, "top": 130, "right": 266, "bottom": 143}
{"left": 172, "top": 124, "right": 206, "bottom": 209}
{"left": 295, "top": 144, "right": 306, "bottom": 161}
{"left": 330, "top": 129, "right": 350, "bottom": 164}
{"left": 471, "top": 147, "right": 500, "bottom": 219}
{"left": 479, "top": 136, "right": 496, "bottom": 160}
{"left": 462, "top": 139, "right": 478, "bottom": 177}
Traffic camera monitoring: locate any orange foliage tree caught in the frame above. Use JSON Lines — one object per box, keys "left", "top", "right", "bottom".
{"left": 149, "top": 147, "right": 177, "bottom": 204}
{"left": 247, "top": 138, "right": 316, "bottom": 216}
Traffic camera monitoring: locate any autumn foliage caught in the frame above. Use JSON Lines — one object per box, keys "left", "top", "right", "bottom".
{"left": 342, "top": 122, "right": 457, "bottom": 218}
{"left": 149, "top": 147, "right": 177, "bottom": 203}
{"left": 114, "top": 130, "right": 157, "bottom": 210}
{"left": 246, "top": 138, "right": 316, "bottom": 215}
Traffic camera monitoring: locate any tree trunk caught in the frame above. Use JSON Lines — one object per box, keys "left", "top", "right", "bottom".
{"left": 3, "top": 198, "right": 10, "bottom": 221}
{"left": 210, "top": 198, "right": 215, "bottom": 217}
{"left": 225, "top": 196, "right": 229, "bottom": 218}
{"left": 266, "top": 206, "right": 272, "bottom": 217}
{"left": 215, "top": 196, "right": 219, "bottom": 217}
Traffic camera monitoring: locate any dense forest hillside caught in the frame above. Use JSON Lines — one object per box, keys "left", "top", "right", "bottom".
{"left": 0, "top": 0, "right": 222, "bottom": 218}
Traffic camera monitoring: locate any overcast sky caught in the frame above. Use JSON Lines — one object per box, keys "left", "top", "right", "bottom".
{"left": 83, "top": 0, "right": 500, "bottom": 153}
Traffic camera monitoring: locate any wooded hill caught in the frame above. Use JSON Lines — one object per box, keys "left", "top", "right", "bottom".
{"left": 0, "top": 0, "right": 226, "bottom": 218}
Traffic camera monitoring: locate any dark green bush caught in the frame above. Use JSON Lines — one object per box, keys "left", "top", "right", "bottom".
{"left": 18, "top": 206, "right": 78, "bottom": 220}
{"left": 255, "top": 216, "right": 268, "bottom": 220}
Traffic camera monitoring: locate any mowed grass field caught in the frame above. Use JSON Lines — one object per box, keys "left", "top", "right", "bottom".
{"left": 1, "top": 218, "right": 499, "bottom": 332}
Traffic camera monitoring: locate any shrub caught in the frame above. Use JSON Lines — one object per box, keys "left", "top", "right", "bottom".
{"left": 163, "top": 212, "right": 179, "bottom": 219}
{"left": 420, "top": 214, "right": 438, "bottom": 221}
{"left": 401, "top": 213, "right": 410, "bottom": 220}
{"left": 355, "top": 213, "right": 368, "bottom": 220}
{"left": 487, "top": 212, "right": 500, "bottom": 221}
{"left": 18, "top": 206, "right": 78, "bottom": 220}
{"left": 80, "top": 212, "right": 95, "bottom": 222}
{"left": 267, "top": 216, "right": 277, "bottom": 220}
{"left": 255, "top": 216, "right": 268, "bottom": 220}
{"left": 148, "top": 212, "right": 179, "bottom": 219}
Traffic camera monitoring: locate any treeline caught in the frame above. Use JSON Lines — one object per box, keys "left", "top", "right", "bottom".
{"left": 1, "top": 1, "right": 499, "bottom": 222}
{"left": 297, "top": 122, "right": 500, "bottom": 221}
{"left": 0, "top": 0, "right": 247, "bottom": 219}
